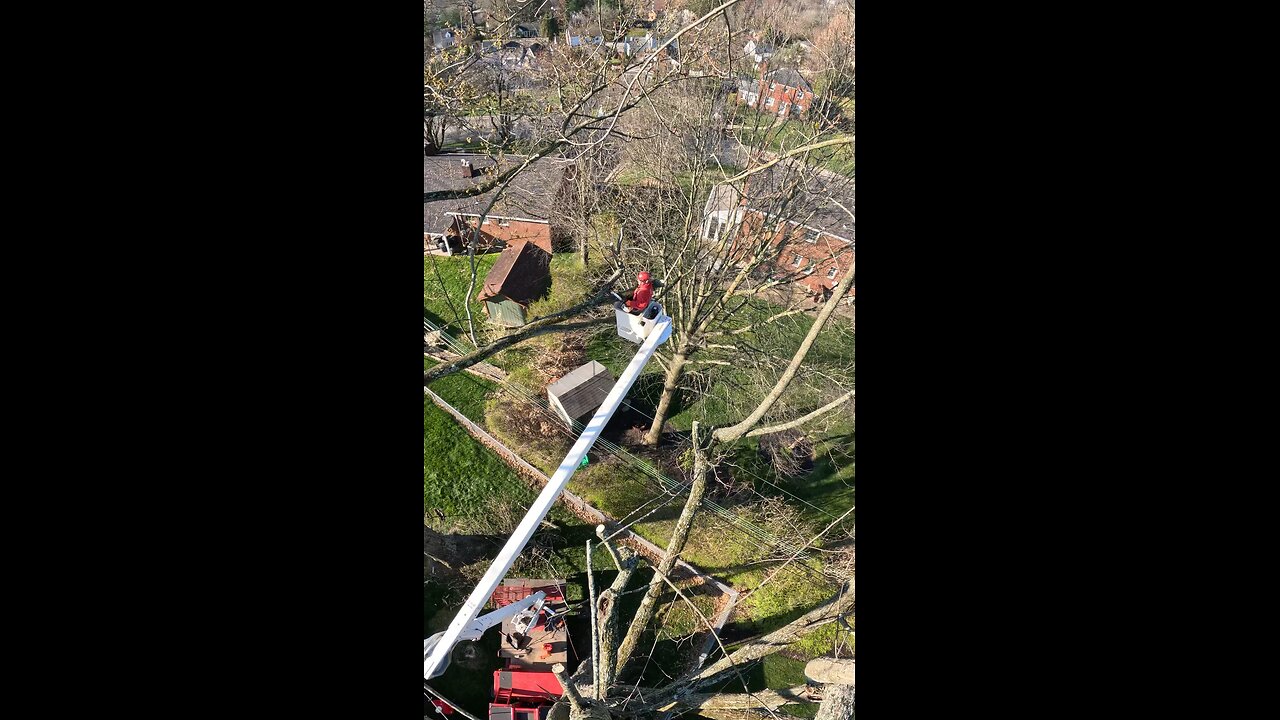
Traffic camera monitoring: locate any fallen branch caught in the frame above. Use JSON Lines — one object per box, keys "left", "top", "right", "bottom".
{"left": 424, "top": 268, "right": 623, "bottom": 385}
{"left": 743, "top": 390, "right": 855, "bottom": 438}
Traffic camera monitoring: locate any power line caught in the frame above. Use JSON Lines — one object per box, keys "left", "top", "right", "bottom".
{"left": 425, "top": 318, "right": 839, "bottom": 588}
{"left": 426, "top": 317, "right": 831, "bottom": 558}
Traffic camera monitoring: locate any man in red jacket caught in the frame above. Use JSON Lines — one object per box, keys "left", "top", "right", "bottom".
{"left": 613, "top": 271, "right": 660, "bottom": 315}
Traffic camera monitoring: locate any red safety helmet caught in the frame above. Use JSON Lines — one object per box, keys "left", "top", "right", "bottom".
{"left": 637, "top": 271, "right": 651, "bottom": 283}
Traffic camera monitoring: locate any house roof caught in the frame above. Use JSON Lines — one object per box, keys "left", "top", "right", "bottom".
{"left": 478, "top": 240, "right": 552, "bottom": 304}
{"left": 764, "top": 67, "right": 812, "bottom": 93}
{"left": 710, "top": 161, "right": 855, "bottom": 242}
{"left": 431, "top": 29, "right": 456, "bottom": 49}
{"left": 547, "top": 361, "right": 616, "bottom": 420}
{"left": 424, "top": 153, "right": 571, "bottom": 233}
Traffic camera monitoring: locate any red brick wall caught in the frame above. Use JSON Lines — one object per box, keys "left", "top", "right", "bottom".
{"left": 738, "top": 210, "right": 853, "bottom": 295}
{"left": 747, "top": 80, "right": 813, "bottom": 116}
{"left": 452, "top": 217, "right": 553, "bottom": 254}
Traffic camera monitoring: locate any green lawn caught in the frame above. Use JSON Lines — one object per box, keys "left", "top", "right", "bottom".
{"left": 425, "top": 247, "right": 853, "bottom": 698}
{"left": 732, "top": 106, "right": 855, "bottom": 176}
{"left": 424, "top": 399, "right": 529, "bottom": 517}
{"left": 423, "top": 357, "right": 496, "bottom": 422}
{"left": 424, "top": 252, "right": 500, "bottom": 340}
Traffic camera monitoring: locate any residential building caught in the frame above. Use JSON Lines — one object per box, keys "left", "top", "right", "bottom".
{"left": 431, "top": 29, "right": 457, "bottom": 50}
{"left": 743, "top": 39, "right": 774, "bottom": 63}
{"left": 424, "top": 154, "right": 572, "bottom": 256}
{"left": 702, "top": 166, "right": 854, "bottom": 303}
{"left": 738, "top": 67, "right": 815, "bottom": 117}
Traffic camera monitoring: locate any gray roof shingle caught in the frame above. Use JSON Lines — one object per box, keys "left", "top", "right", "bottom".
{"left": 764, "top": 67, "right": 812, "bottom": 93}
{"left": 424, "top": 154, "right": 571, "bottom": 233}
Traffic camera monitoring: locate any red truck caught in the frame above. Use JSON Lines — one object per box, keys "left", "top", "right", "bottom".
{"left": 487, "top": 579, "right": 571, "bottom": 720}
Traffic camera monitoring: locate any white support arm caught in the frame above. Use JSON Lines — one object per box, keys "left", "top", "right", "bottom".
{"left": 424, "top": 312, "right": 673, "bottom": 680}
{"left": 423, "top": 590, "right": 547, "bottom": 678}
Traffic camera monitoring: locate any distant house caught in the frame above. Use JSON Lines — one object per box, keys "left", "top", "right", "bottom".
{"left": 477, "top": 240, "right": 553, "bottom": 327}
{"left": 738, "top": 67, "right": 815, "bottom": 117}
{"left": 631, "top": 34, "right": 677, "bottom": 58}
{"left": 566, "top": 33, "right": 604, "bottom": 48}
{"left": 702, "top": 167, "right": 854, "bottom": 303}
{"left": 743, "top": 39, "right": 774, "bottom": 63}
{"left": 547, "top": 361, "right": 616, "bottom": 427}
{"left": 431, "top": 29, "right": 457, "bottom": 50}
{"left": 424, "top": 154, "right": 572, "bottom": 256}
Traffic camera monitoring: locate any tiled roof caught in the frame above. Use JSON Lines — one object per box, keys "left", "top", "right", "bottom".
{"left": 711, "top": 162, "right": 854, "bottom": 241}
{"left": 764, "top": 67, "right": 812, "bottom": 93}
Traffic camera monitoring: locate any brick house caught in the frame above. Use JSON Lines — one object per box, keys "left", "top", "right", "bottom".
{"left": 737, "top": 67, "right": 815, "bottom": 118}
{"left": 424, "top": 154, "right": 572, "bottom": 257}
{"left": 702, "top": 169, "right": 854, "bottom": 303}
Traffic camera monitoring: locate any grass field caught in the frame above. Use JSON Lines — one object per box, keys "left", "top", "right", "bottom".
{"left": 424, "top": 399, "right": 529, "bottom": 517}
{"left": 425, "top": 249, "right": 854, "bottom": 697}
{"left": 732, "top": 106, "right": 855, "bottom": 176}
{"left": 423, "top": 357, "right": 496, "bottom": 421}
{"left": 424, "top": 252, "right": 500, "bottom": 339}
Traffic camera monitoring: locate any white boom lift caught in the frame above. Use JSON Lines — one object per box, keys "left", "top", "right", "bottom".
{"left": 425, "top": 301, "right": 673, "bottom": 680}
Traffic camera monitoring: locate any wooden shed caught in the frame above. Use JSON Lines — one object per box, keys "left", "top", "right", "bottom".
{"left": 477, "top": 240, "right": 552, "bottom": 327}
{"left": 547, "top": 361, "right": 616, "bottom": 428}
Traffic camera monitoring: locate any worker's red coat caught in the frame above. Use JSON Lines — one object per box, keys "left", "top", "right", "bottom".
{"left": 625, "top": 281, "right": 654, "bottom": 311}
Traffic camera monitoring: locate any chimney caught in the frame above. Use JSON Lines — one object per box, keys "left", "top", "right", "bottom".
{"left": 460, "top": 159, "right": 474, "bottom": 178}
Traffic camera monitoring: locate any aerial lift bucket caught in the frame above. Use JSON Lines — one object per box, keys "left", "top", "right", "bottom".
{"left": 616, "top": 302, "right": 663, "bottom": 344}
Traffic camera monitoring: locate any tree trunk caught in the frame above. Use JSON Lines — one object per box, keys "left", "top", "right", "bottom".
{"left": 814, "top": 683, "right": 855, "bottom": 720}
{"left": 615, "top": 422, "right": 709, "bottom": 669}
{"left": 643, "top": 579, "right": 854, "bottom": 710}
{"left": 642, "top": 347, "right": 688, "bottom": 446}
{"left": 804, "top": 658, "right": 854, "bottom": 685}
{"left": 552, "top": 663, "right": 613, "bottom": 720}
{"left": 595, "top": 533, "right": 639, "bottom": 693}
{"left": 679, "top": 686, "right": 808, "bottom": 711}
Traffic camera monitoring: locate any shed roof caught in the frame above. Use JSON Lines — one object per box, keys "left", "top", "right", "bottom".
{"left": 547, "top": 361, "right": 616, "bottom": 420}
{"left": 478, "top": 240, "right": 552, "bottom": 304}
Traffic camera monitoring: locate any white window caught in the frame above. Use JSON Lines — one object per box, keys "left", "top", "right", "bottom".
{"left": 780, "top": 102, "right": 789, "bottom": 114}
{"left": 765, "top": 96, "right": 775, "bottom": 107}
{"left": 827, "top": 267, "right": 838, "bottom": 279}
{"left": 804, "top": 229, "right": 819, "bottom": 244}
{"left": 803, "top": 261, "right": 815, "bottom": 275}
{"left": 770, "top": 83, "right": 777, "bottom": 90}
{"left": 797, "top": 89, "right": 805, "bottom": 100}
{"left": 792, "top": 254, "right": 804, "bottom": 267}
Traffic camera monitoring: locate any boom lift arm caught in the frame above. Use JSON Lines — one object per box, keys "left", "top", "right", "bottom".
{"left": 424, "top": 303, "right": 673, "bottom": 680}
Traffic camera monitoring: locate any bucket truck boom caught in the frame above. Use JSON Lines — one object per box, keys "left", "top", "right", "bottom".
{"left": 424, "top": 302, "right": 672, "bottom": 680}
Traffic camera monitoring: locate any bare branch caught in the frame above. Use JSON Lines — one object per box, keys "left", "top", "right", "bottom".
{"left": 743, "top": 390, "right": 855, "bottom": 438}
